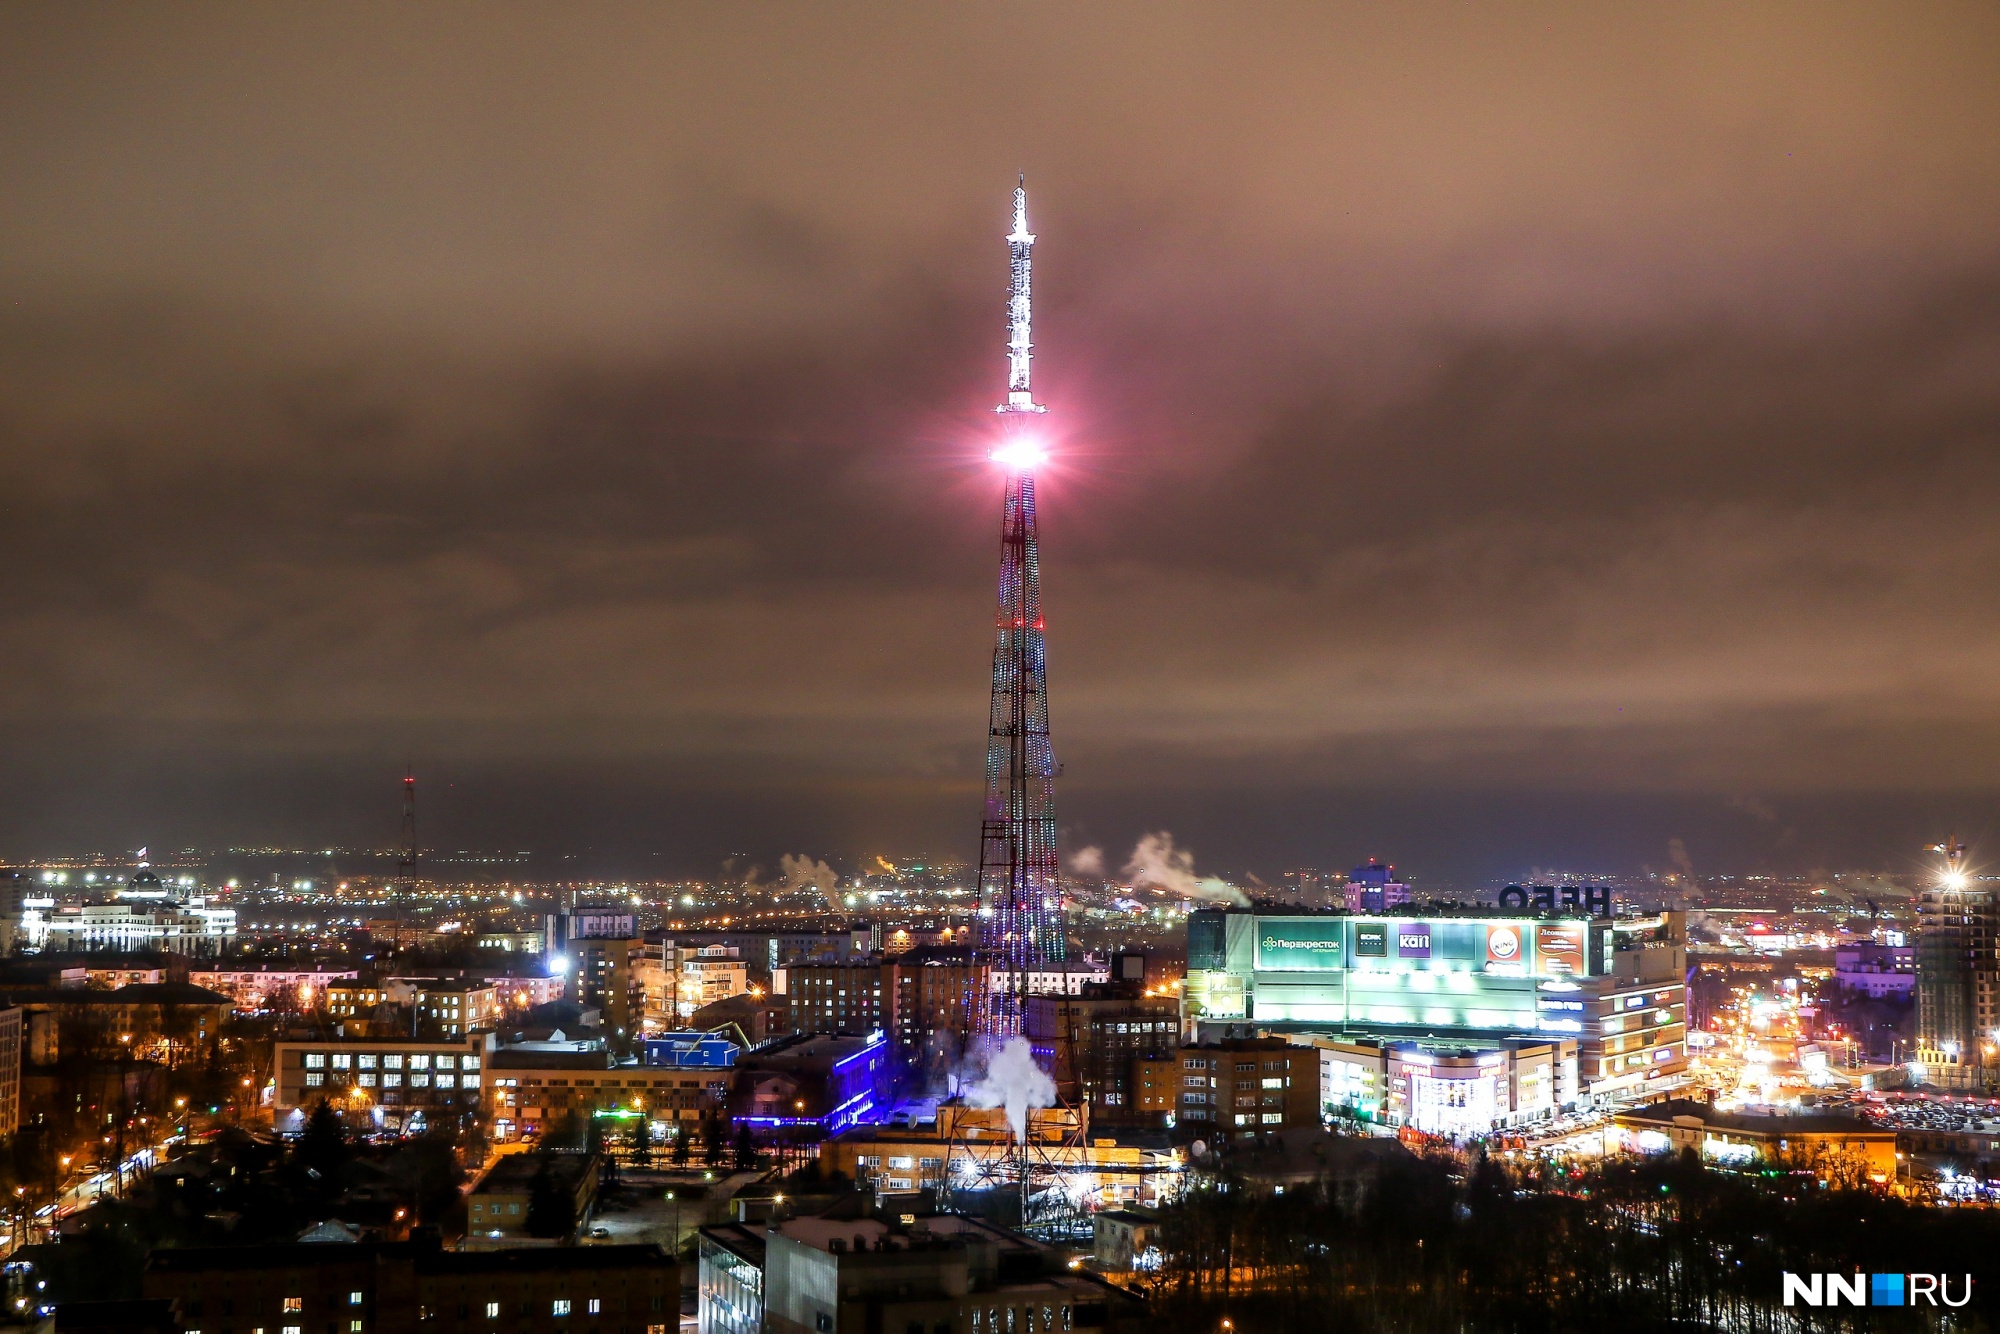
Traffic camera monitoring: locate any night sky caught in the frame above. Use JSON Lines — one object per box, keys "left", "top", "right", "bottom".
{"left": 5, "top": 5, "right": 2000, "bottom": 886}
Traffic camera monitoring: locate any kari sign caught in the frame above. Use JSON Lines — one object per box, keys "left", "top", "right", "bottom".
{"left": 1397, "top": 923, "right": 1433, "bottom": 959}
{"left": 1536, "top": 923, "right": 1586, "bottom": 976}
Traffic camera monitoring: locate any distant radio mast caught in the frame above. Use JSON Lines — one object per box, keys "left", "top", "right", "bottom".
{"left": 978, "top": 178, "right": 1066, "bottom": 1036}
{"left": 397, "top": 766, "right": 419, "bottom": 890}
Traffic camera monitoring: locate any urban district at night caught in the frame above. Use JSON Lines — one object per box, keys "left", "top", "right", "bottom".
{"left": 3, "top": 6, "right": 2000, "bottom": 1332}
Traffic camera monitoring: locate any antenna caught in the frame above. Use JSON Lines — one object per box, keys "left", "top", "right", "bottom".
{"left": 398, "top": 766, "right": 418, "bottom": 891}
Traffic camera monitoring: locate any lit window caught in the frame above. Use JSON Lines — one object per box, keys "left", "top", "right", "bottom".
{"left": 383, "top": 1054, "right": 404, "bottom": 1070}
{"left": 349, "top": 1294, "right": 363, "bottom": 1307}
{"left": 283, "top": 1301, "right": 304, "bottom": 1314}
{"left": 358, "top": 1055, "right": 377, "bottom": 1070}
{"left": 437, "top": 1055, "right": 457, "bottom": 1070}
{"left": 304, "top": 1054, "right": 325, "bottom": 1069}
{"left": 587, "top": 1301, "right": 601, "bottom": 1315}
{"left": 410, "top": 1054, "right": 431, "bottom": 1070}
{"left": 331, "top": 1054, "right": 352, "bottom": 1070}
{"left": 552, "top": 1301, "right": 571, "bottom": 1317}
{"left": 351, "top": 1324, "right": 362, "bottom": 1332}
{"left": 486, "top": 1305, "right": 500, "bottom": 1319}
{"left": 304, "top": 1073, "right": 323, "bottom": 1088}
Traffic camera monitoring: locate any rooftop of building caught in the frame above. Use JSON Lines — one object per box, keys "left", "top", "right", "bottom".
{"left": 487, "top": 1047, "right": 617, "bottom": 1070}
{"left": 0, "top": 981, "right": 230, "bottom": 1006}
{"left": 739, "top": 1031, "right": 882, "bottom": 1069}
{"left": 143, "top": 1238, "right": 667, "bottom": 1274}
{"left": 696, "top": 1222, "right": 768, "bottom": 1266}
{"left": 1616, "top": 1098, "right": 1890, "bottom": 1137}
{"left": 471, "top": 1151, "right": 600, "bottom": 1195}
{"left": 772, "top": 1212, "right": 1040, "bottom": 1257}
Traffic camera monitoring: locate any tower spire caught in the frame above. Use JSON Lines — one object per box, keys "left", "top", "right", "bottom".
{"left": 1000, "top": 179, "right": 1046, "bottom": 415}
{"left": 979, "top": 181, "right": 1064, "bottom": 1036}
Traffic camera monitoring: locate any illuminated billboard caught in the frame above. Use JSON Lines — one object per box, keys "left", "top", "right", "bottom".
{"left": 1484, "top": 923, "right": 1527, "bottom": 975}
{"left": 1536, "top": 923, "right": 1586, "bottom": 976}
{"left": 1254, "top": 919, "right": 1347, "bottom": 971}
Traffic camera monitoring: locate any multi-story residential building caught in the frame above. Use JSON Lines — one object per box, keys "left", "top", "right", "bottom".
{"left": 1174, "top": 1037, "right": 1318, "bottom": 1139}
{"left": 477, "top": 930, "right": 545, "bottom": 954}
{"left": 989, "top": 960, "right": 1110, "bottom": 999}
{"left": 635, "top": 941, "right": 678, "bottom": 1034}
{"left": 414, "top": 980, "right": 501, "bottom": 1037}
{"left": 0, "top": 1006, "right": 21, "bottom": 1138}
{"left": 489, "top": 974, "right": 568, "bottom": 1012}
{"left": 885, "top": 949, "right": 989, "bottom": 1056}
{"left": 143, "top": 1239, "right": 676, "bottom": 1334}
{"left": 0, "top": 982, "right": 228, "bottom": 1062}
{"left": 1023, "top": 983, "right": 1179, "bottom": 1126}
{"left": 189, "top": 967, "right": 360, "bottom": 1011}
{"left": 1134, "top": 1055, "right": 1179, "bottom": 1121}
{"left": 326, "top": 982, "right": 394, "bottom": 1022}
{"left": 272, "top": 1034, "right": 490, "bottom": 1134}
{"left": 678, "top": 948, "right": 748, "bottom": 1020}
{"left": 1917, "top": 881, "right": 2000, "bottom": 1089}
{"left": 567, "top": 936, "right": 644, "bottom": 1038}
{"left": 774, "top": 959, "right": 885, "bottom": 1037}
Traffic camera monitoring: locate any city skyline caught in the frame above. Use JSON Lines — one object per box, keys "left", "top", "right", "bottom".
{"left": 5, "top": 7, "right": 2000, "bottom": 883}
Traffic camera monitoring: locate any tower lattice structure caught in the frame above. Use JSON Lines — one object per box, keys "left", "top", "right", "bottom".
{"left": 979, "top": 182, "right": 1066, "bottom": 1036}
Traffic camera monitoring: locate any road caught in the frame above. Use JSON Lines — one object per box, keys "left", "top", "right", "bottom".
{"left": 0, "top": 1137, "right": 176, "bottom": 1258}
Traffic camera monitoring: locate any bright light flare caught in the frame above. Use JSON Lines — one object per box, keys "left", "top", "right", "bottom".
{"left": 990, "top": 440, "right": 1046, "bottom": 471}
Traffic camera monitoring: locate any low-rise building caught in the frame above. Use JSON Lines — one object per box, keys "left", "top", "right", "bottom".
{"left": 1611, "top": 1098, "right": 1897, "bottom": 1181}
{"left": 485, "top": 1048, "right": 728, "bottom": 1143}
{"left": 1834, "top": 944, "right": 1916, "bottom": 999}
{"left": 1091, "top": 1209, "right": 1161, "bottom": 1274}
{"left": 142, "top": 1238, "right": 675, "bottom": 1334}
{"left": 757, "top": 1214, "right": 1141, "bottom": 1334}
{"left": 467, "top": 1151, "right": 602, "bottom": 1245}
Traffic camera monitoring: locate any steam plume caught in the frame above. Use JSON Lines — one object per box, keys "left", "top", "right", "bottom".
{"left": 1066, "top": 846, "right": 1104, "bottom": 877}
{"left": 964, "top": 1035, "right": 1055, "bottom": 1142}
{"left": 1123, "top": 831, "right": 1248, "bottom": 906}
{"left": 779, "top": 853, "right": 842, "bottom": 912}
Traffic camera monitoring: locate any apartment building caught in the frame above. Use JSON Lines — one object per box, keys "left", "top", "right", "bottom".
{"left": 1174, "top": 1037, "right": 1318, "bottom": 1139}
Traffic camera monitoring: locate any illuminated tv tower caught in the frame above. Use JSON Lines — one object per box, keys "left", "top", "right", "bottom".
{"left": 979, "top": 179, "right": 1066, "bottom": 1034}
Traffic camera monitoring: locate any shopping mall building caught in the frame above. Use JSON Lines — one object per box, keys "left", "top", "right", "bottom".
{"left": 1182, "top": 905, "right": 1688, "bottom": 1132}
